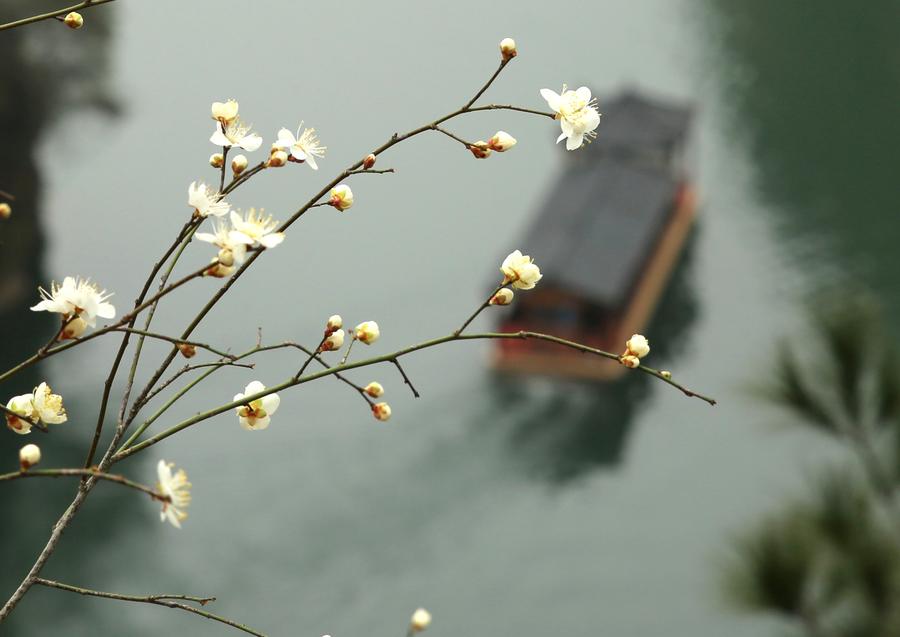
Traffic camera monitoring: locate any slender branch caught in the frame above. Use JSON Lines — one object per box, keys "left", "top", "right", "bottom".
{"left": 455, "top": 283, "right": 505, "bottom": 335}
{"left": 142, "top": 360, "right": 254, "bottom": 407}
{"left": 0, "top": 0, "right": 117, "bottom": 32}
{"left": 82, "top": 227, "right": 206, "bottom": 469}
{"left": 463, "top": 59, "right": 509, "bottom": 109}
{"left": 33, "top": 578, "right": 266, "bottom": 637}
{"left": 218, "top": 146, "right": 229, "bottom": 193}
{"left": 431, "top": 125, "right": 473, "bottom": 148}
{"left": 294, "top": 335, "right": 328, "bottom": 380}
{"left": 0, "top": 189, "right": 15, "bottom": 201}
{"left": 467, "top": 104, "right": 557, "bottom": 119}
{"left": 0, "top": 468, "right": 166, "bottom": 501}
{"left": 114, "top": 329, "right": 715, "bottom": 462}
{"left": 392, "top": 359, "right": 420, "bottom": 398}
{"left": 347, "top": 168, "right": 395, "bottom": 175}
{"left": 112, "top": 328, "right": 236, "bottom": 360}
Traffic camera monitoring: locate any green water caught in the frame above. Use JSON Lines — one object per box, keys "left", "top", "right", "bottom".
{"left": 2, "top": 1, "right": 899, "bottom": 635}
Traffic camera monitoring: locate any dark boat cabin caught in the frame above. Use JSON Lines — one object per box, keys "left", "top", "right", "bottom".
{"left": 492, "top": 91, "right": 696, "bottom": 381}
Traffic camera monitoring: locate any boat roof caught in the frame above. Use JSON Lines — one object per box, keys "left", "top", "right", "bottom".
{"left": 596, "top": 90, "right": 693, "bottom": 149}
{"left": 522, "top": 156, "right": 680, "bottom": 309}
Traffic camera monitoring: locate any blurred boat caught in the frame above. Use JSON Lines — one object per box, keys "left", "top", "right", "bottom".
{"left": 492, "top": 90, "right": 696, "bottom": 381}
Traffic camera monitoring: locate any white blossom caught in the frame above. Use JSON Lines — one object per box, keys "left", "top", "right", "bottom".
{"left": 188, "top": 181, "right": 230, "bottom": 218}
{"left": 210, "top": 117, "right": 263, "bottom": 152}
{"left": 195, "top": 220, "right": 251, "bottom": 265}
{"left": 275, "top": 123, "right": 326, "bottom": 170}
{"left": 234, "top": 381, "right": 281, "bottom": 431}
{"left": 32, "top": 382, "right": 67, "bottom": 425}
{"left": 211, "top": 99, "right": 239, "bottom": 124}
{"left": 30, "top": 277, "right": 115, "bottom": 327}
{"left": 329, "top": 185, "right": 354, "bottom": 211}
{"left": 229, "top": 209, "right": 285, "bottom": 249}
{"left": 500, "top": 250, "right": 542, "bottom": 290}
{"left": 625, "top": 334, "right": 650, "bottom": 359}
{"left": 540, "top": 85, "right": 601, "bottom": 150}
{"left": 326, "top": 315, "right": 343, "bottom": 331}
{"left": 156, "top": 460, "right": 192, "bottom": 529}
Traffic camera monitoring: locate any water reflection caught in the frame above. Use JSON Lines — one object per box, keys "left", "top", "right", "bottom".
{"left": 0, "top": 4, "right": 136, "bottom": 634}
{"left": 696, "top": 0, "right": 900, "bottom": 319}
{"left": 493, "top": 228, "right": 700, "bottom": 483}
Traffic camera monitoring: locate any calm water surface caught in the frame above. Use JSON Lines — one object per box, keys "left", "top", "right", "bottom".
{"left": 2, "top": 1, "right": 898, "bottom": 635}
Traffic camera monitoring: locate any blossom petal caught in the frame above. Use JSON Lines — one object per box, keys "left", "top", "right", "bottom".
{"left": 575, "top": 86, "right": 592, "bottom": 103}
{"left": 556, "top": 132, "right": 567, "bottom": 144}
{"left": 276, "top": 128, "right": 295, "bottom": 147}
{"left": 261, "top": 393, "right": 280, "bottom": 416}
{"left": 566, "top": 132, "right": 584, "bottom": 150}
{"left": 259, "top": 233, "right": 284, "bottom": 248}
{"left": 96, "top": 302, "right": 116, "bottom": 319}
{"left": 210, "top": 126, "right": 231, "bottom": 147}
{"left": 238, "top": 133, "right": 262, "bottom": 152}
{"left": 540, "top": 89, "right": 561, "bottom": 112}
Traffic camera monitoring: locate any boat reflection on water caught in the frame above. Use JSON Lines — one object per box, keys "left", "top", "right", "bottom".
{"left": 489, "top": 224, "right": 700, "bottom": 483}
{"left": 482, "top": 91, "right": 701, "bottom": 482}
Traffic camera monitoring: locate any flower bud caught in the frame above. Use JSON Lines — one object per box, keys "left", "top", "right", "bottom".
{"left": 487, "top": 131, "right": 517, "bottom": 152}
{"left": 321, "top": 329, "right": 345, "bottom": 351}
{"left": 19, "top": 444, "right": 40, "bottom": 470}
{"left": 354, "top": 321, "right": 380, "bottom": 345}
{"left": 625, "top": 334, "right": 650, "bottom": 358}
{"left": 499, "top": 38, "right": 517, "bottom": 61}
{"left": 469, "top": 142, "right": 492, "bottom": 159}
{"left": 364, "top": 381, "right": 384, "bottom": 398}
{"left": 489, "top": 288, "right": 514, "bottom": 306}
{"left": 231, "top": 154, "right": 248, "bottom": 175}
{"left": 329, "top": 184, "right": 354, "bottom": 211}
{"left": 0, "top": 203, "right": 10, "bottom": 219}
{"left": 209, "top": 153, "right": 225, "bottom": 168}
{"left": 326, "top": 315, "right": 343, "bottom": 333}
{"left": 372, "top": 402, "right": 392, "bottom": 422}
{"left": 620, "top": 354, "right": 640, "bottom": 369}
{"left": 204, "top": 256, "right": 235, "bottom": 278}
{"left": 60, "top": 316, "right": 88, "bottom": 340}
{"left": 268, "top": 150, "right": 288, "bottom": 167}
{"left": 217, "top": 247, "right": 235, "bottom": 267}
{"left": 660, "top": 370, "right": 672, "bottom": 379}
{"left": 410, "top": 608, "right": 432, "bottom": 632}
{"left": 363, "top": 153, "right": 377, "bottom": 169}
{"left": 63, "top": 12, "right": 84, "bottom": 29}
{"left": 177, "top": 342, "right": 197, "bottom": 359}
{"left": 211, "top": 99, "right": 239, "bottom": 124}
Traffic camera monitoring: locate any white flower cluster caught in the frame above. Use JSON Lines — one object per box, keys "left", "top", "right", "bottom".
{"left": 620, "top": 334, "right": 651, "bottom": 369}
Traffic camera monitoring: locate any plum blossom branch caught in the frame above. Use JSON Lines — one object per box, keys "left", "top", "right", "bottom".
{"left": 112, "top": 328, "right": 715, "bottom": 463}
{"left": 0, "top": 468, "right": 167, "bottom": 502}
{"left": 431, "top": 125, "right": 474, "bottom": 148}
{"left": 32, "top": 579, "right": 266, "bottom": 637}
{"left": 0, "top": 0, "right": 116, "bottom": 32}
{"left": 111, "top": 328, "right": 236, "bottom": 360}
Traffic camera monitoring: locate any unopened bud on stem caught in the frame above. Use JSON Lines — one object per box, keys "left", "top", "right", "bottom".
{"left": 231, "top": 154, "right": 248, "bottom": 175}
{"left": 64, "top": 12, "right": 83, "bottom": 29}
{"left": 489, "top": 288, "right": 514, "bottom": 306}
{"left": 268, "top": 150, "right": 288, "bottom": 167}
{"left": 0, "top": 203, "right": 10, "bottom": 219}
{"left": 19, "top": 444, "right": 40, "bottom": 470}
{"left": 363, "top": 153, "right": 377, "bottom": 169}
{"left": 209, "top": 153, "right": 225, "bottom": 168}
{"left": 499, "top": 38, "right": 517, "bottom": 61}
{"left": 177, "top": 342, "right": 197, "bottom": 359}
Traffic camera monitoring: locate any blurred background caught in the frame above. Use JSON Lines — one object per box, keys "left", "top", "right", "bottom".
{"left": 1, "top": 1, "right": 899, "bottom": 635}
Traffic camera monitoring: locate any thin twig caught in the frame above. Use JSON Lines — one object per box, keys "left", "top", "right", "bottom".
{"left": 392, "top": 359, "right": 420, "bottom": 398}
{"left": 33, "top": 578, "right": 266, "bottom": 637}
{"left": 455, "top": 283, "right": 505, "bottom": 335}
{"left": 112, "top": 328, "right": 236, "bottom": 360}
{"left": 463, "top": 59, "right": 509, "bottom": 109}
{"left": 0, "top": 0, "right": 117, "bottom": 32}
{"left": 0, "top": 468, "right": 167, "bottom": 502}
{"left": 346, "top": 168, "right": 395, "bottom": 175}
{"left": 431, "top": 125, "right": 473, "bottom": 148}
